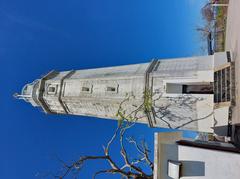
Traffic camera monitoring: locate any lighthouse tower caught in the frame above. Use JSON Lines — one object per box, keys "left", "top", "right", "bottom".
{"left": 16, "top": 52, "right": 234, "bottom": 133}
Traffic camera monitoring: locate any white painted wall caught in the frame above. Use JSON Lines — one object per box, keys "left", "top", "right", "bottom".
{"left": 179, "top": 145, "right": 240, "bottom": 179}
{"left": 214, "top": 106, "right": 229, "bottom": 127}
{"left": 166, "top": 83, "right": 183, "bottom": 93}
{"left": 154, "top": 132, "right": 240, "bottom": 179}
{"left": 214, "top": 52, "right": 228, "bottom": 69}
{"left": 196, "top": 94, "right": 214, "bottom": 133}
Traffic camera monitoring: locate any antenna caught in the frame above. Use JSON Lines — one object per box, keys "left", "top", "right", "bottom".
{"left": 13, "top": 93, "right": 20, "bottom": 99}
{"left": 13, "top": 93, "right": 29, "bottom": 100}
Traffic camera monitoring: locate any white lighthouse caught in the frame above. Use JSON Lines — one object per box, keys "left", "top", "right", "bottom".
{"left": 15, "top": 52, "right": 234, "bottom": 133}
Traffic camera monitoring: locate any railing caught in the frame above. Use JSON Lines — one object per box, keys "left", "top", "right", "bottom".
{"left": 212, "top": 5, "right": 227, "bottom": 52}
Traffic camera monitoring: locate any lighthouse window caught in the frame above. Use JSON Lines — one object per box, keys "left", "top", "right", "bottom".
{"left": 47, "top": 84, "right": 58, "bottom": 95}
{"left": 82, "top": 87, "right": 90, "bottom": 92}
{"left": 49, "top": 87, "right": 56, "bottom": 92}
{"left": 107, "top": 87, "right": 116, "bottom": 92}
{"left": 106, "top": 84, "right": 119, "bottom": 94}
{"left": 81, "top": 85, "right": 93, "bottom": 94}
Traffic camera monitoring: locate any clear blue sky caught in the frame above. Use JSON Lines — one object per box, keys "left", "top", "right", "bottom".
{"left": 1, "top": 0, "right": 206, "bottom": 178}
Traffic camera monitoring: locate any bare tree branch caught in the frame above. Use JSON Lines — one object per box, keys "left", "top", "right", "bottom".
{"left": 48, "top": 119, "right": 153, "bottom": 179}
{"left": 127, "top": 137, "right": 153, "bottom": 171}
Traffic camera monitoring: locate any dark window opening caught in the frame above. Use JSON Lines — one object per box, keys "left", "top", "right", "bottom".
{"left": 82, "top": 87, "right": 90, "bottom": 92}
{"left": 107, "top": 87, "right": 116, "bottom": 92}
{"left": 48, "top": 87, "right": 56, "bottom": 93}
{"left": 182, "top": 84, "right": 213, "bottom": 94}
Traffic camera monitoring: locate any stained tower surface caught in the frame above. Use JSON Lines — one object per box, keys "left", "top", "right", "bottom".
{"left": 16, "top": 52, "right": 235, "bottom": 133}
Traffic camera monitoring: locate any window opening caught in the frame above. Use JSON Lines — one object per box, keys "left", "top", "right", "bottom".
{"left": 47, "top": 84, "right": 58, "bottom": 95}
{"left": 107, "top": 87, "right": 116, "bottom": 92}
{"left": 82, "top": 87, "right": 90, "bottom": 92}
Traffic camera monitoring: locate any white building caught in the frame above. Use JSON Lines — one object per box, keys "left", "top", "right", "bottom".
{"left": 154, "top": 132, "right": 240, "bottom": 179}
{"left": 15, "top": 52, "right": 234, "bottom": 133}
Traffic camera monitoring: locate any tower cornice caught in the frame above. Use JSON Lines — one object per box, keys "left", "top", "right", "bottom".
{"left": 37, "top": 70, "right": 59, "bottom": 114}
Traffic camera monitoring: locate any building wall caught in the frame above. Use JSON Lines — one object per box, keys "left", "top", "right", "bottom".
{"left": 179, "top": 145, "right": 240, "bottom": 179}
{"left": 154, "top": 132, "right": 240, "bottom": 179}
{"left": 154, "top": 132, "right": 183, "bottom": 179}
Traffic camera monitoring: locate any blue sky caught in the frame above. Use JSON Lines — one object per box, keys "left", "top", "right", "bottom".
{"left": 1, "top": 0, "right": 206, "bottom": 178}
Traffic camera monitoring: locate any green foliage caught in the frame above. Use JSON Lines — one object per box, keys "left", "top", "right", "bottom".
{"left": 143, "top": 89, "right": 153, "bottom": 113}
{"left": 115, "top": 95, "right": 136, "bottom": 125}
{"left": 217, "top": 8, "right": 223, "bottom": 20}
{"left": 116, "top": 89, "right": 153, "bottom": 126}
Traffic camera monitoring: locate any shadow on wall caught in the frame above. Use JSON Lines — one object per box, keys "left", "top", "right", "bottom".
{"left": 212, "top": 125, "right": 230, "bottom": 136}
{"left": 213, "top": 124, "right": 240, "bottom": 149}
{"left": 181, "top": 161, "right": 205, "bottom": 177}
{"left": 233, "top": 124, "right": 240, "bottom": 149}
